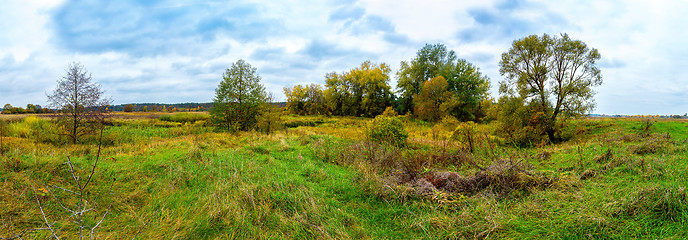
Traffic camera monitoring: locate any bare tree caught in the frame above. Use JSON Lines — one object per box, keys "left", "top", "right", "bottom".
{"left": 48, "top": 62, "right": 112, "bottom": 144}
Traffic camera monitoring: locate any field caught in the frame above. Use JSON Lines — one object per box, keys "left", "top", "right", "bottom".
{"left": 1, "top": 113, "right": 687, "bottom": 239}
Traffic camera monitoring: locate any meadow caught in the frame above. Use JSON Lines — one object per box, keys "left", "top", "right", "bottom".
{"left": 1, "top": 113, "right": 687, "bottom": 239}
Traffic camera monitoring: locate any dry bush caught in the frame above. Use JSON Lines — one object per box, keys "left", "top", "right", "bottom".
{"left": 416, "top": 159, "right": 552, "bottom": 199}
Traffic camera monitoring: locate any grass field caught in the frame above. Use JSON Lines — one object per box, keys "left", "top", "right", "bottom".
{"left": 1, "top": 113, "right": 687, "bottom": 239}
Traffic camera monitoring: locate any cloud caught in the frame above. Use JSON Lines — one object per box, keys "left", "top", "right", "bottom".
{"left": 50, "top": 1, "right": 277, "bottom": 57}
{"left": 457, "top": 0, "right": 571, "bottom": 43}
{"left": 1, "top": 0, "right": 688, "bottom": 115}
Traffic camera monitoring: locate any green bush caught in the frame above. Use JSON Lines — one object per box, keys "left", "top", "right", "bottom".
{"left": 366, "top": 115, "right": 408, "bottom": 147}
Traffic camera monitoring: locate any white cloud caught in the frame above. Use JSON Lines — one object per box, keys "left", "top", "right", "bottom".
{"left": 1, "top": 0, "right": 687, "bottom": 114}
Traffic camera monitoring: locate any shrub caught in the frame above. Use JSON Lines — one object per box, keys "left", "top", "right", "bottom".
{"left": 451, "top": 121, "right": 480, "bottom": 153}
{"left": 380, "top": 106, "right": 398, "bottom": 117}
{"left": 366, "top": 115, "right": 408, "bottom": 147}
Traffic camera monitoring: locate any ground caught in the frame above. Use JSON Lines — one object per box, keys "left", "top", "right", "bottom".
{"left": 1, "top": 113, "right": 687, "bottom": 239}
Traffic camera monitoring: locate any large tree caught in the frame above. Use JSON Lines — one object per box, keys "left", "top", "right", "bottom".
{"left": 211, "top": 59, "right": 267, "bottom": 132}
{"left": 499, "top": 33, "right": 602, "bottom": 142}
{"left": 396, "top": 43, "right": 490, "bottom": 119}
{"left": 413, "top": 76, "right": 458, "bottom": 122}
{"left": 47, "top": 62, "right": 112, "bottom": 144}
{"left": 323, "top": 60, "right": 394, "bottom": 117}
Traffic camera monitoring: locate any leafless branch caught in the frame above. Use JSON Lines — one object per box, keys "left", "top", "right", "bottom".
{"left": 89, "top": 204, "right": 111, "bottom": 240}
{"left": 42, "top": 183, "right": 77, "bottom": 214}
{"left": 29, "top": 179, "right": 60, "bottom": 240}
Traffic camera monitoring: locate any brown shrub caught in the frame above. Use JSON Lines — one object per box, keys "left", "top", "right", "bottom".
{"left": 419, "top": 159, "right": 551, "bottom": 198}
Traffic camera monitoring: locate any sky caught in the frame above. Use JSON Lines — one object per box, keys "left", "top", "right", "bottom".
{"left": 1, "top": 0, "right": 687, "bottom": 115}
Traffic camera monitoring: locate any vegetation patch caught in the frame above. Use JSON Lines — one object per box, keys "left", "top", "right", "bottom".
{"left": 158, "top": 112, "right": 210, "bottom": 123}
{"left": 418, "top": 159, "right": 552, "bottom": 198}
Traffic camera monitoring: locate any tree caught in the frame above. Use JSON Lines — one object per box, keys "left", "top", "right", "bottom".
{"left": 47, "top": 62, "right": 112, "bottom": 144}
{"left": 499, "top": 33, "right": 602, "bottom": 142}
{"left": 123, "top": 104, "right": 134, "bottom": 112}
{"left": 323, "top": 60, "right": 395, "bottom": 117}
{"left": 211, "top": 59, "right": 267, "bottom": 132}
{"left": 284, "top": 84, "right": 325, "bottom": 115}
{"left": 26, "top": 104, "right": 38, "bottom": 114}
{"left": 2, "top": 104, "right": 12, "bottom": 114}
{"left": 413, "top": 76, "right": 458, "bottom": 122}
{"left": 443, "top": 60, "right": 491, "bottom": 121}
{"left": 397, "top": 44, "right": 455, "bottom": 114}
{"left": 397, "top": 43, "right": 490, "bottom": 119}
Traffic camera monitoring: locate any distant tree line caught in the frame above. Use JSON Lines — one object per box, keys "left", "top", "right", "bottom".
{"left": 1, "top": 103, "right": 55, "bottom": 114}
{"left": 110, "top": 103, "right": 214, "bottom": 112}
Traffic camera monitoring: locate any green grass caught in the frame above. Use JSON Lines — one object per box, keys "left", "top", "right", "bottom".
{"left": 1, "top": 116, "right": 687, "bottom": 239}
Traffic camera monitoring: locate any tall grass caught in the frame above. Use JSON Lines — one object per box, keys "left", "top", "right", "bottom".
{"left": 2, "top": 116, "right": 687, "bottom": 239}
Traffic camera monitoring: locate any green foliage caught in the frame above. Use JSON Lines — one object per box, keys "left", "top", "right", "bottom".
{"left": 256, "top": 95, "right": 284, "bottom": 134}
{"left": 380, "top": 106, "right": 397, "bottom": 117}
{"left": 396, "top": 43, "right": 490, "bottom": 119}
{"left": 283, "top": 84, "right": 325, "bottom": 115}
{"left": 6, "top": 116, "right": 60, "bottom": 144}
{"left": 324, "top": 60, "right": 395, "bottom": 117}
{"left": 211, "top": 59, "right": 267, "bottom": 132}
{"left": 284, "top": 60, "right": 395, "bottom": 118}
{"left": 616, "top": 186, "right": 688, "bottom": 222}
{"left": 493, "top": 96, "right": 550, "bottom": 147}
{"left": 499, "top": 33, "right": 602, "bottom": 142}
{"left": 366, "top": 115, "right": 408, "bottom": 147}
{"left": 0, "top": 119, "right": 6, "bottom": 156}
{"left": 412, "top": 76, "right": 457, "bottom": 122}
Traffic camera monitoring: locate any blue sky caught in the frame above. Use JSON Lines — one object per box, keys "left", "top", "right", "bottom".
{"left": 1, "top": 0, "right": 687, "bottom": 115}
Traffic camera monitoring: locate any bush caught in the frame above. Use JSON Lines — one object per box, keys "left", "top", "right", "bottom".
{"left": 451, "top": 121, "right": 480, "bottom": 153}
{"left": 366, "top": 115, "right": 408, "bottom": 147}
{"left": 380, "top": 106, "right": 398, "bottom": 117}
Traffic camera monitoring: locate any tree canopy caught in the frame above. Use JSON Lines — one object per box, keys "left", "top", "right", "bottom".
{"left": 498, "top": 33, "right": 602, "bottom": 143}
{"left": 211, "top": 59, "right": 267, "bottom": 132}
{"left": 397, "top": 43, "right": 490, "bottom": 120}
{"left": 285, "top": 60, "right": 394, "bottom": 117}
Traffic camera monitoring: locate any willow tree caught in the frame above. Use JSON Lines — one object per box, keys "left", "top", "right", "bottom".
{"left": 47, "top": 62, "right": 111, "bottom": 144}
{"left": 498, "top": 33, "right": 602, "bottom": 143}
{"left": 211, "top": 59, "right": 267, "bottom": 132}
